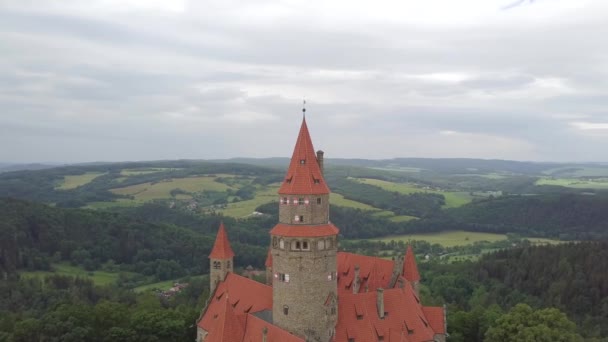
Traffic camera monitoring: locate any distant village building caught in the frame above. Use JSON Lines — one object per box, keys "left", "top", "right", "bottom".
{"left": 196, "top": 112, "right": 446, "bottom": 342}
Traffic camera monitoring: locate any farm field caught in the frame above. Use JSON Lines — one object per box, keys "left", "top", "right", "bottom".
{"left": 133, "top": 279, "right": 176, "bottom": 293}
{"left": 330, "top": 193, "right": 379, "bottom": 210}
{"left": 389, "top": 215, "right": 418, "bottom": 223}
{"left": 56, "top": 172, "right": 105, "bottom": 190}
{"left": 217, "top": 185, "right": 279, "bottom": 218}
{"left": 543, "top": 167, "right": 608, "bottom": 178}
{"left": 120, "top": 167, "right": 180, "bottom": 176}
{"left": 536, "top": 177, "right": 608, "bottom": 189}
{"left": 353, "top": 178, "right": 472, "bottom": 208}
{"left": 20, "top": 263, "right": 122, "bottom": 286}
{"left": 110, "top": 176, "right": 234, "bottom": 202}
{"left": 368, "top": 230, "right": 563, "bottom": 248}
{"left": 370, "top": 230, "right": 510, "bottom": 247}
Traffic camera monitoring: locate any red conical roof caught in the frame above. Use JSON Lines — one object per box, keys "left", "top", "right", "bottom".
{"left": 209, "top": 222, "right": 235, "bottom": 259}
{"left": 278, "top": 117, "right": 330, "bottom": 195}
{"left": 403, "top": 245, "right": 420, "bottom": 281}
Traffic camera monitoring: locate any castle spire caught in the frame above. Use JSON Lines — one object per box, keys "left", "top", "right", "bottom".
{"left": 278, "top": 116, "right": 330, "bottom": 195}
{"left": 209, "top": 222, "right": 234, "bottom": 295}
{"left": 209, "top": 221, "right": 234, "bottom": 259}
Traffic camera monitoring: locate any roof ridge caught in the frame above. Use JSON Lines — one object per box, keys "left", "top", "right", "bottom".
{"left": 403, "top": 245, "right": 420, "bottom": 282}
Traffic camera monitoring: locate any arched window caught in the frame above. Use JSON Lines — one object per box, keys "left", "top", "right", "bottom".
{"left": 213, "top": 261, "right": 221, "bottom": 269}
{"left": 273, "top": 237, "right": 278, "bottom": 247}
{"left": 279, "top": 239, "right": 285, "bottom": 249}
{"left": 283, "top": 305, "right": 289, "bottom": 315}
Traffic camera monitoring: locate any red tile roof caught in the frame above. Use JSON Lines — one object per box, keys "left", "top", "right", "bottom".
{"left": 197, "top": 273, "right": 272, "bottom": 332}
{"left": 204, "top": 295, "right": 245, "bottom": 342}
{"left": 265, "top": 249, "right": 272, "bottom": 267}
{"left": 403, "top": 246, "right": 420, "bottom": 282}
{"left": 200, "top": 273, "right": 305, "bottom": 342}
{"left": 335, "top": 287, "right": 437, "bottom": 342}
{"left": 269, "top": 223, "right": 339, "bottom": 237}
{"left": 278, "top": 118, "right": 330, "bottom": 195}
{"left": 337, "top": 252, "right": 395, "bottom": 294}
{"left": 243, "top": 314, "right": 304, "bottom": 342}
{"left": 209, "top": 222, "right": 235, "bottom": 259}
{"left": 199, "top": 249, "right": 444, "bottom": 342}
{"left": 422, "top": 307, "right": 446, "bottom": 334}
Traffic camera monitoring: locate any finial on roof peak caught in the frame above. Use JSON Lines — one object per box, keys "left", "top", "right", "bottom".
{"left": 302, "top": 99, "right": 306, "bottom": 119}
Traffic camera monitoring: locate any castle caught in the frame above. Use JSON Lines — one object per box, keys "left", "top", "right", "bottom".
{"left": 196, "top": 113, "right": 446, "bottom": 342}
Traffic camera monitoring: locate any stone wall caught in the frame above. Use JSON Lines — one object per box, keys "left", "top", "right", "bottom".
{"left": 271, "top": 235, "right": 338, "bottom": 342}
{"left": 278, "top": 194, "right": 330, "bottom": 225}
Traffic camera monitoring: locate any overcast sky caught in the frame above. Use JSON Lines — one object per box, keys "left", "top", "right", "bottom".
{"left": 1, "top": 0, "right": 607, "bottom": 163}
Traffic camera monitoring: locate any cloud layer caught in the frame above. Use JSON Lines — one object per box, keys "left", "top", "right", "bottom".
{"left": 1, "top": 0, "right": 607, "bottom": 162}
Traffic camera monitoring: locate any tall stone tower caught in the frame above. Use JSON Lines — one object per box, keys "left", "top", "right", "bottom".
{"left": 208, "top": 222, "right": 234, "bottom": 295}
{"left": 270, "top": 115, "right": 339, "bottom": 342}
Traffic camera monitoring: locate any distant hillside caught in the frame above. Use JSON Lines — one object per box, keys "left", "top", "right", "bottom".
{"left": 0, "top": 163, "right": 60, "bottom": 173}
{"left": 442, "top": 193, "right": 608, "bottom": 239}
{"left": 0, "top": 198, "right": 268, "bottom": 277}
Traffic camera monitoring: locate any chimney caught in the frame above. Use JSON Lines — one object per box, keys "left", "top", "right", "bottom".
{"left": 377, "top": 288, "right": 385, "bottom": 319}
{"left": 353, "top": 264, "right": 360, "bottom": 294}
{"left": 262, "top": 327, "right": 268, "bottom": 342}
{"left": 316, "top": 150, "right": 324, "bottom": 174}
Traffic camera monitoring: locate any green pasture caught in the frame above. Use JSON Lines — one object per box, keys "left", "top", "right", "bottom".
{"left": 536, "top": 177, "right": 608, "bottom": 189}
{"left": 120, "top": 168, "right": 179, "bottom": 176}
{"left": 354, "top": 178, "right": 472, "bottom": 208}
{"left": 217, "top": 185, "right": 279, "bottom": 218}
{"left": 389, "top": 215, "right": 418, "bottom": 223}
{"left": 86, "top": 199, "right": 140, "bottom": 209}
{"left": 20, "top": 263, "right": 121, "bottom": 286}
{"left": 369, "top": 230, "right": 563, "bottom": 248}
{"left": 56, "top": 172, "right": 105, "bottom": 190}
{"left": 133, "top": 280, "right": 176, "bottom": 293}
{"left": 330, "top": 193, "right": 379, "bottom": 210}
{"left": 370, "top": 230, "right": 509, "bottom": 247}
{"left": 110, "top": 176, "right": 233, "bottom": 201}
{"left": 543, "top": 167, "right": 608, "bottom": 178}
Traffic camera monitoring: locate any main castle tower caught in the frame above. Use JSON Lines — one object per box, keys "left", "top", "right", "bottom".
{"left": 269, "top": 112, "right": 339, "bottom": 342}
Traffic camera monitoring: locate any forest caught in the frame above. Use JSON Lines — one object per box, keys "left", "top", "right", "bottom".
{"left": 2, "top": 159, "right": 608, "bottom": 340}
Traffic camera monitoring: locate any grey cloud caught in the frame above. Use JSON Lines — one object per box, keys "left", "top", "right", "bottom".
{"left": 0, "top": 0, "right": 607, "bottom": 162}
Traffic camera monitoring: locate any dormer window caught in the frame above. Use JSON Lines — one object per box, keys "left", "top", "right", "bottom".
{"left": 300, "top": 159, "right": 306, "bottom": 164}
{"left": 314, "top": 178, "right": 320, "bottom": 184}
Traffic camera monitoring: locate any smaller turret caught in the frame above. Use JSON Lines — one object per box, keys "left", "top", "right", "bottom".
{"left": 208, "top": 222, "right": 234, "bottom": 294}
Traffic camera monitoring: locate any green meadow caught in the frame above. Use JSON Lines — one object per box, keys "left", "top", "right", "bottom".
{"left": 353, "top": 178, "right": 472, "bottom": 208}
{"left": 536, "top": 177, "right": 608, "bottom": 189}
{"left": 368, "top": 230, "right": 562, "bottom": 248}
{"left": 20, "top": 263, "right": 122, "bottom": 286}
{"left": 218, "top": 185, "right": 279, "bottom": 218}
{"left": 56, "top": 172, "right": 105, "bottom": 190}
{"left": 110, "top": 176, "right": 234, "bottom": 201}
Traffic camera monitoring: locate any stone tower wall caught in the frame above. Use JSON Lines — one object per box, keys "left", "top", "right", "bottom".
{"left": 271, "top": 235, "right": 338, "bottom": 342}
{"left": 278, "top": 194, "right": 330, "bottom": 225}
{"left": 209, "top": 258, "right": 232, "bottom": 295}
